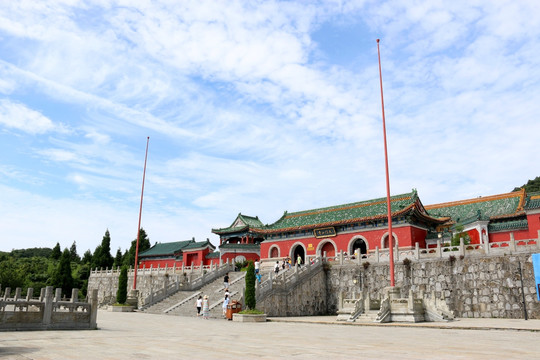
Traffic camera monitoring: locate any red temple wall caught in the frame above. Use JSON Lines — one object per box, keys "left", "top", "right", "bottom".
{"left": 260, "top": 225, "right": 421, "bottom": 260}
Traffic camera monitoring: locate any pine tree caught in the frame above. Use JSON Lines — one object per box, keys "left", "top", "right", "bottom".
{"left": 82, "top": 249, "right": 92, "bottom": 264}
{"left": 244, "top": 261, "right": 256, "bottom": 310}
{"left": 70, "top": 241, "right": 80, "bottom": 263}
{"left": 123, "top": 228, "right": 151, "bottom": 266}
{"left": 49, "top": 248, "right": 74, "bottom": 297}
{"left": 91, "top": 230, "right": 114, "bottom": 270}
{"left": 116, "top": 266, "right": 128, "bottom": 304}
{"left": 113, "top": 248, "right": 123, "bottom": 268}
{"left": 50, "top": 242, "right": 61, "bottom": 260}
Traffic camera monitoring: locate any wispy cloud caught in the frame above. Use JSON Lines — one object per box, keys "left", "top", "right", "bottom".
{"left": 0, "top": 1, "right": 539, "bottom": 252}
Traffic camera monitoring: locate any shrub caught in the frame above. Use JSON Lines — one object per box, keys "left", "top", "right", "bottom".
{"left": 116, "top": 265, "right": 128, "bottom": 305}
{"left": 244, "top": 261, "right": 256, "bottom": 310}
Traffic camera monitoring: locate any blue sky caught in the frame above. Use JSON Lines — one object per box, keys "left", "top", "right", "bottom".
{"left": 1, "top": 1, "right": 539, "bottom": 255}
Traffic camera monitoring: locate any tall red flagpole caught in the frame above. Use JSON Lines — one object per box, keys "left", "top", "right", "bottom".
{"left": 376, "top": 39, "right": 395, "bottom": 287}
{"left": 133, "top": 136, "right": 150, "bottom": 290}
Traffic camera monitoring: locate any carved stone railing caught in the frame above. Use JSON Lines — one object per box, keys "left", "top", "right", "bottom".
{"left": 139, "top": 262, "right": 234, "bottom": 309}
{"left": 0, "top": 286, "right": 97, "bottom": 331}
{"left": 256, "top": 257, "right": 323, "bottom": 301}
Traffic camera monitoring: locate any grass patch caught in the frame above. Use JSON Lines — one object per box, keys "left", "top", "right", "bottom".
{"left": 238, "top": 309, "right": 265, "bottom": 315}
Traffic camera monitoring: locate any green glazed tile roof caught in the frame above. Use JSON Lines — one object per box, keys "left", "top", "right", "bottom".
{"left": 488, "top": 219, "right": 529, "bottom": 232}
{"left": 525, "top": 192, "right": 540, "bottom": 210}
{"left": 219, "top": 243, "right": 260, "bottom": 251}
{"left": 139, "top": 240, "right": 194, "bottom": 257}
{"left": 205, "top": 251, "right": 221, "bottom": 259}
{"left": 183, "top": 239, "right": 215, "bottom": 251}
{"left": 425, "top": 191, "right": 524, "bottom": 223}
{"left": 262, "top": 190, "right": 425, "bottom": 233}
{"left": 212, "top": 213, "right": 264, "bottom": 234}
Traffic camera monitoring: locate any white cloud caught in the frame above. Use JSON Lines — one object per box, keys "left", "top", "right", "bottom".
{"left": 0, "top": 99, "right": 56, "bottom": 134}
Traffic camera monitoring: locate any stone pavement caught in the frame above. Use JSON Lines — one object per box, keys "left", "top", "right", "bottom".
{"left": 0, "top": 310, "right": 539, "bottom": 360}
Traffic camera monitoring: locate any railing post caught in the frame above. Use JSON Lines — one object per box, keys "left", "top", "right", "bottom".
{"left": 339, "top": 250, "right": 344, "bottom": 265}
{"left": 43, "top": 286, "right": 53, "bottom": 326}
{"left": 90, "top": 289, "right": 98, "bottom": 329}
{"left": 459, "top": 238, "right": 465, "bottom": 256}
{"left": 375, "top": 246, "right": 379, "bottom": 263}
{"left": 415, "top": 242, "right": 420, "bottom": 260}
{"left": 54, "top": 288, "right": 62, "bottom": 302}
{"left": 26, "top": 288, "right": 34, "bottom": 301}
{"left": 14, "top": 287, "right": 21, "bottom": 301}
{"left": 436, "top": 240, "right": 442, "bottom": 258}
{"left": 3, "top": 287, "right": 11, "bottom": 300}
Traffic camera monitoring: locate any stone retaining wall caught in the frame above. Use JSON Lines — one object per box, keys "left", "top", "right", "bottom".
{"left": 327, "top": 253, "right": 540, "bottom": 319}
{"left": 257, "top": 266, "right": 327, "bottom": 317}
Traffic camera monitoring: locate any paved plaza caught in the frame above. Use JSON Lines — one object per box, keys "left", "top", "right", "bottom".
{"left": 1, "top": 311, "right": 539, "bottom": 359}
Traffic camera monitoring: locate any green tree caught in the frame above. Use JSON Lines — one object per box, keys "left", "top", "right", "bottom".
{"left": 116, "top": 266, "right": 128, "bottom": 304}
{"left": 49, "top": 248, "right": 74, "bottom": 296}
{"left": 244, "top": 261, "right": 256, "bottom": 310}
{"left": 123, "top": 228, "right": 151, "bottom": 266}
{"left": 91, "top": 230, "right": 114, "bottom": 270}
{"left": 11, "top": 247, "right": 52, "bottom": 258}
{"left": 113, "top": 248, "right": 123, "bottom": 268}
{"left": 50, "top": 242, "right": 61, "bottom": 260}
{"left": 0, "top": 257, "right": 24, "bottom": 289}
{"left": 452, "top": 224, "right": 470, "bottom": 246}
{"left": 70, "top": 241, "right": 80, "bottom": 263}
{"left": 513, "top": 176, "right": 540, "bottom": 193}
{"left": 81, "top": 249, "right": 92, "bottom": 264}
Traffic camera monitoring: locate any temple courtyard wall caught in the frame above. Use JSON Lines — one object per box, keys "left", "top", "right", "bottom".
{"left": 327, "top": 253, "right": 540, "bottom": 319}
{"left": 88, "top": 253, "right": 540, "bottom": 319}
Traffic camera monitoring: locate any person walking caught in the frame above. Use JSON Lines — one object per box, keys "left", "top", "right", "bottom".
{"left": 274, "top": 260, "right": 280, "bottom": 274}
{"left": 254, "top": 259, "right": 260, "bottom": 274}
{"left": 222, "top": 294, "right": 229, "bottom": 318}
{"left": 202, "top": 295, "right": 210, "bottom": 319}
{"left": 223, "top": 273, "right": 229, "bottom": 289}
{"left": 297, "top": 254, "right": 302, "bottom": 267}
{"left": 196, "top": 295, "right": 203, "bottom": 317}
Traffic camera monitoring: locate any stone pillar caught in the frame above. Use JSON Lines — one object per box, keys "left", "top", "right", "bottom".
{"left": 89, "top": 289, "right": 98, "bottom": 329}
{"left": 408, "top": 289, "right": 414, "bottom": 311}
{"left": 3, "top": 287, "right": 10, "bottom": 300}
{"left": 415, "top": 242, "right": 420, "bottom": 260}
{"left": 510, "top": 232, "right": 516, "bottom": 252}
{"left": 71, "top": 288, "right": 79, "bottom": 303}
{"left": 459, "top": 238, "right": 465, "bottom": 256}
{"left": 39, "top": 288, "right": 45, "bottom": 302}
{"left": 43, "top": 286, "right": 54, "bottom": 326}
{"left": 54, "top": 288, "right": 62, "bottom": 302}
{"left": 339, "top": 250, "right": 344, "bottom": 265}
{"left": 26, "top": 288, "right": 34, "bottom": 301}
{"left": 14, "top": 287, "right": 21, "bottom": 301}
{"left": 436, "top": 240, "right": 441, "bottom": 258}
{"left": 375, "top": 247, "right": 379, "bottom": 263}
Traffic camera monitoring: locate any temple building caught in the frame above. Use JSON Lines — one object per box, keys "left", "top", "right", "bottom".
{"left": 136, "top": 188, "right": 540, "bottom": 268}
{"left": 212, "top": 189, "right": 540, "bottom": 264}
{"left": 137, "top": 238, "right": 219, "bottom": 269}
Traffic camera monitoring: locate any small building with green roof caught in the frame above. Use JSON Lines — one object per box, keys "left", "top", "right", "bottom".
{"left": 137, "top": 238, "right": 217, "bottom": 269}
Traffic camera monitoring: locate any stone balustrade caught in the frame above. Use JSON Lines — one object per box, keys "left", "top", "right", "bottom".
{"left": 0, "top": 286, "right": 98, "bottom": 331}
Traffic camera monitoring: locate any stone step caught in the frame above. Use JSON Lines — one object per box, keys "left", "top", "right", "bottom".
{"left": 147, "top": 271, "right": 246, "bottom": 318}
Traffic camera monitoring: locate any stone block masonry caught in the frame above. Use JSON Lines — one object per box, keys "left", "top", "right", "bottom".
{"left": 326, "top": 253, "right": 540, "bottom": 319}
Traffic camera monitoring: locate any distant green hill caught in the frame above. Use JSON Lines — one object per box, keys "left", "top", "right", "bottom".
{"left": 9, "top": 247, "right": 53, "bottom": 258}
{"left": 513, "top": 176, "right": 540, "bottom": 193}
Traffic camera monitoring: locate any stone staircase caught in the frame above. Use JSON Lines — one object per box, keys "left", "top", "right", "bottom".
{"left": 143, "top": 272, "right": 246, "bottom": 318}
